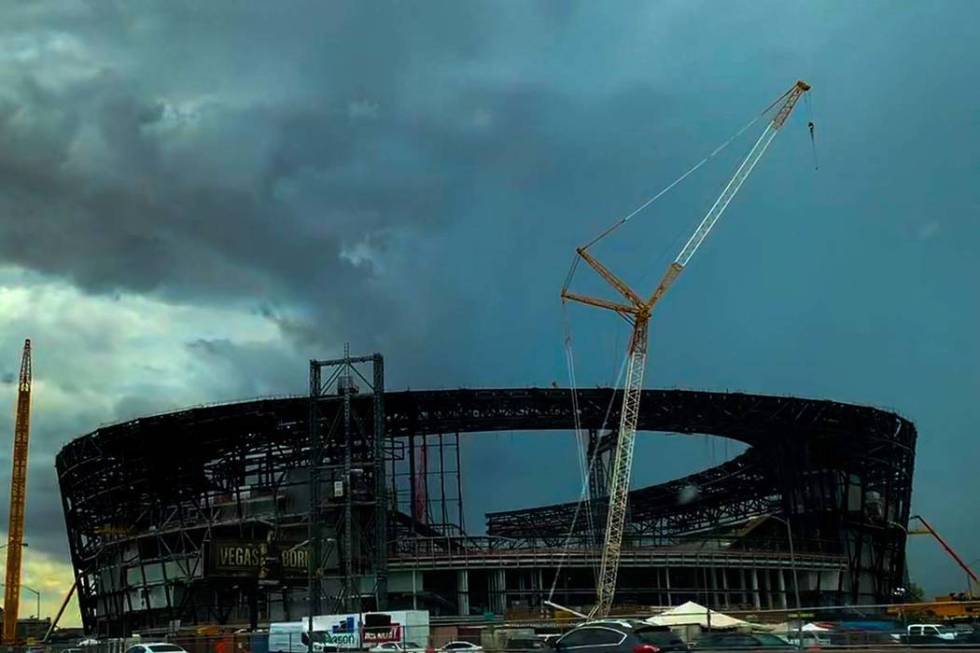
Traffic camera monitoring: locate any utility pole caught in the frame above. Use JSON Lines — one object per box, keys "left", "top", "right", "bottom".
{"left": 768, "top": 515, "right": 802, "bottom": 649}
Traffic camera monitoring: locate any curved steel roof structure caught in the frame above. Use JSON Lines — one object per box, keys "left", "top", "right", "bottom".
{"left": 57, "top": 388, "right": 916, "bottom": 633}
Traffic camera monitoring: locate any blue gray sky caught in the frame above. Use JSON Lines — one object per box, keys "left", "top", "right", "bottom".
{"left": 0, "top": 1, "right": 977, "bottom": 622}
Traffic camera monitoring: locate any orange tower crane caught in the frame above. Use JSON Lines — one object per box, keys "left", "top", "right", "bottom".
{"left": 3, "top": 339, "right": 33, "bottom": 644}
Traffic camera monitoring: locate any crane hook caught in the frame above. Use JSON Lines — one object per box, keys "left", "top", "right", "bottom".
{"left": 807, "top": 121, "right": 819, "bottom": 170}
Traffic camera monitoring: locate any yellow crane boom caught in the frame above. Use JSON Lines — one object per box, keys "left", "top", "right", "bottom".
{"left": 3, "top": 339, "right": 33, "bottom": 643}
{"left": 562, "top": 82, "right": 810, "bottom": 617}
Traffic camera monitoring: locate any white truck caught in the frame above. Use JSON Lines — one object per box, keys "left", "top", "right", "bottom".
{"left": 270, "top": 611, "right": 430, "bottom": 653}
{"left": 269, "top": 614, "right": 361, "bottom": 653}
{"left": 362, "top": 611, "right": 430, "bottom": 649}
{"left": 892, "top": 624, "right": 958, "bottom": 643}
{"left": 269, "top": 622, "right": 333, "bottom": 653}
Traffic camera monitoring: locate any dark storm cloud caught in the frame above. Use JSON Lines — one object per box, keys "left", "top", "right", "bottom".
{"left": 0, "top": 2, "right": 691, "bottom": 341}
{"left": 0, "top": 2, "right": 687, "bottom": 376}
{"left": 0, "top": 3, "right": 503, "bottom": 340}
{"left": 0, "top": 73, "right": 412, "bottom": 300}
{"left": 1, "top": 5, "right": 662, "bottom": 404}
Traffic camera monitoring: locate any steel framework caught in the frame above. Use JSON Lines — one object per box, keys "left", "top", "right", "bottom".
{"left": 308, "top": 349, "right": 386, "bottom": 618}
{"left": 57, "top": 387, "right": 915, "bottom": 634}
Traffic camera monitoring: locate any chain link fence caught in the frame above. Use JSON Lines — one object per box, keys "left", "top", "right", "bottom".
{"left": 8, "top": 602, "right": 980, "bottom": 653}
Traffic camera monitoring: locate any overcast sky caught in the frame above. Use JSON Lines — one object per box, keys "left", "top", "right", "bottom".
{"left": 0, "top": 1, "right": 977, "bottom": 625}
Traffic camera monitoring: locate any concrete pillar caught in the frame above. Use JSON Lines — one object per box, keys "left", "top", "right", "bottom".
{"left": 488, "top": 569, "right": 497, "bottom": 612}
{"left": 740, "top": 568, "right": 748, "bottom": 608}
{"left": 758, "top": 569, "right": 766, "bottom": 609}
{"left": 713, "top": 567, "right": 723, "bottom": 608}
{"left": 751, "top": 568, "right": 761, "bottom": 609}
{"left": 412, "top": 570, "right": 420, "bottom": 610}
{"left": 705, "top": 566, "right": 714, "bottom": 608}
{"left": 457, "top": 570, "right": 470, "bottom": 617}
{"left": 536, "top": 569, "right": 544, "bottom": 609}
{"left": 766, "top": 570, "right": 777, "bottom": 610}
{"left": 665, "top": 566, "right": 673, "bottom": 606}
{"left": 721, "top": 568, "right": 730, "bottom": 609}
{"left": 490, "top": 569, "right": 506, "bottom": 614}
{"left": 777, "top": 569, "right": 788, "bottom": 609}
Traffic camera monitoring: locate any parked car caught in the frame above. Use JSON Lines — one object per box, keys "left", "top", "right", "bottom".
{"left": 441, "top": 642, "right": 484, "bottom": 653}
{"left": 370, "top": 642, "right": 427, "bottom": 653}
{"left": 504, "top": 638, "right": 548, "bottom": 651}
{"left": 952, "top": 627, "right": 980, "bottom": 645}
{"left": 825, "top": 631, "right": 897, "bottom": 648}
{"left": 695, "top": 633, "right": 794, "bottom": 651}
{"left": 553, "top": 620, "right": 690, "bottom": 653}
{"left": 892, "top": 624, "right": 959, "bottom": 644}
{"left": 125, "top": 644, "right": 190, "bottom": 653}
{"left": 784, "top": 631, "right": 832, "bottom": 648}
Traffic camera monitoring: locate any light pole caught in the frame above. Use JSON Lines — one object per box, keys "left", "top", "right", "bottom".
{"left": 967, "top": 559, "right": 980, "bottom": 597}
{"left": 307, "top": 538, "right": 336, "bottom": 653}
{"left": 23, "top": 585, "right": 40, "bottom": 621}
{"left": 0, "top": 583, "right": 40, "bottom": 619}
{"left": 767, "top": 515, "right": 802, "bottom": 650}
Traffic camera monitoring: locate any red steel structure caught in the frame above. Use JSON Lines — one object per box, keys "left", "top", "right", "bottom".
{"left": 3, "top": 339, "right": 33, "bottom": 643}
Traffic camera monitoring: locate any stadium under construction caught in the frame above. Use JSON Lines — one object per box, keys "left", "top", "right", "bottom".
{"left": 56, "top": 355, "right": 917, "bottom": 636}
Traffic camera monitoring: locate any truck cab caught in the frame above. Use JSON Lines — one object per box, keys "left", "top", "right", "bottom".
{"left": 906, "top": 625, "right": 958, "bottom": 642}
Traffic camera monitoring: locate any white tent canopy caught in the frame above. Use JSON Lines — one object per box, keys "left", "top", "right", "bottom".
{"left": 802, "top": 623, "right": 831, "bottom": 632}
{"left": 645, "top": 601, "right": 750, "bottom": 629}
{"left": 767, "top": 621, "right": 832, "bottom": 634}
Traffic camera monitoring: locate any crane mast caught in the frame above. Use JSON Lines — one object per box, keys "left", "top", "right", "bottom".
{"left": 3, "top": 339, "right": 33, "bottom": 644}
{"left": 562, "top": 81, "right": 810, "bottom": 618}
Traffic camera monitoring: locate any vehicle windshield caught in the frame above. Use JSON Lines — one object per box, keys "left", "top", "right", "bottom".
{"left": 406, "top": 644, "right": 421, "bottom": 649}
{"left": 148, "top": 647, "right": 185, "bottom": 653}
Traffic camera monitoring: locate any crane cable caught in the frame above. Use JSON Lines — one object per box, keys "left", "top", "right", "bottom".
{"left": 562, "top": 304, "right": 596, "bottom": 549}
{"left": 558, "top": 302, "right": 601, "bottom": 586}
{"left": 549, "top": 327, "right": 630, "bottom": 601}
{"left": 805, "top": 93, "right": 819, "bottom": 170}
{"left": 561, "top": 85, "right": 798, "bottom": 295}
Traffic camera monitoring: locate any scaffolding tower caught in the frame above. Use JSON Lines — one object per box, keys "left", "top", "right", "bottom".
{"left": 308, "top": 347, "right": 386, "bottom": 615}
